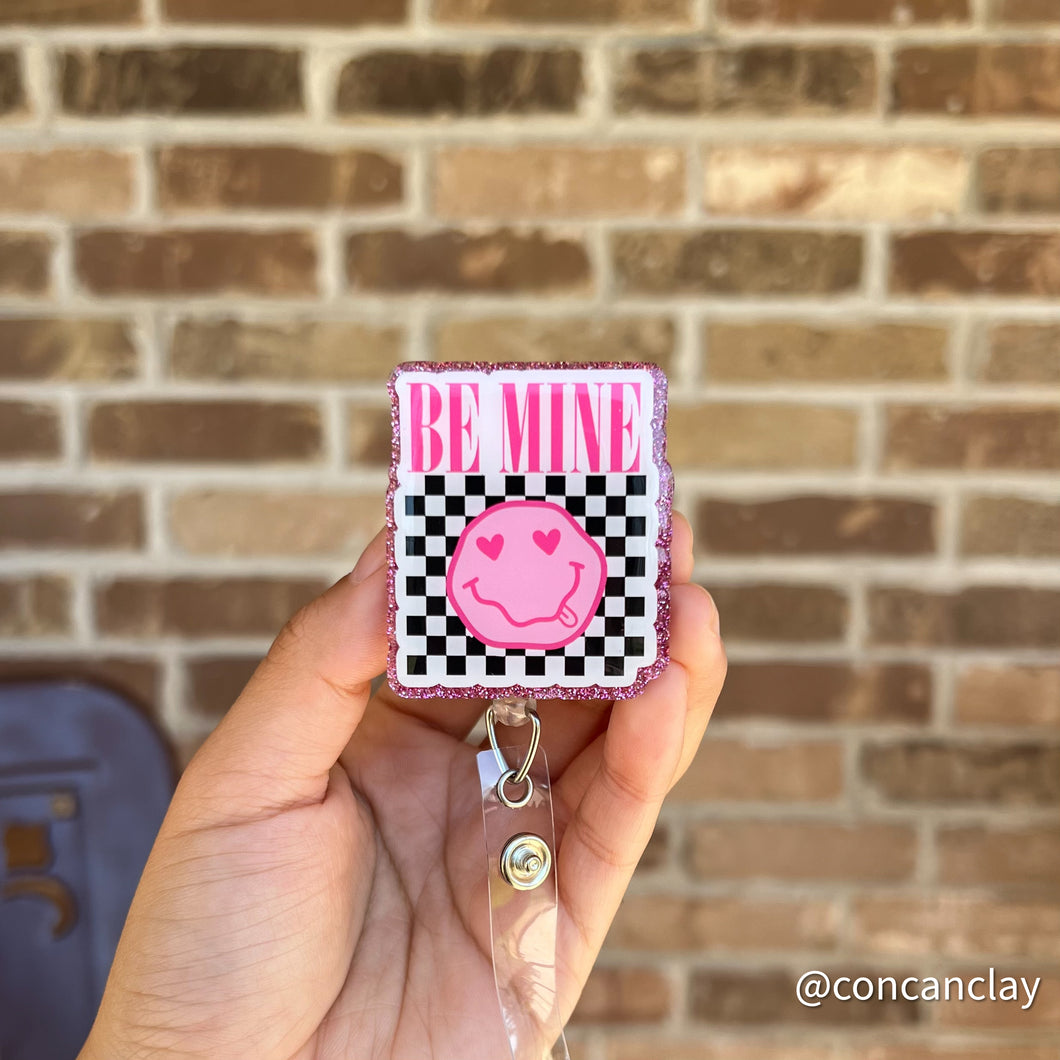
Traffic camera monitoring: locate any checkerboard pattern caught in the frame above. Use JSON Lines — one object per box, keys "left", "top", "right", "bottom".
{"left": 393, "top": 472, "right": 658, "bottom": 690}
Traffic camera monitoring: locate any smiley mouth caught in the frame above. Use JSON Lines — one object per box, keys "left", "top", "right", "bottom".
{"left": 463, "top": 562, "right": 585, "bottom": 628}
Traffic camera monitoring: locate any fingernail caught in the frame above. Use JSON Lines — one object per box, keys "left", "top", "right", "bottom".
{"left": 350, "top": 531, "right": 386, "bottom": 584}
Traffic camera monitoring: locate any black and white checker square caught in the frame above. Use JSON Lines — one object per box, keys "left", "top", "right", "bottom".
{"left": 394, "top": 472, "right": 658, "bottom": 690}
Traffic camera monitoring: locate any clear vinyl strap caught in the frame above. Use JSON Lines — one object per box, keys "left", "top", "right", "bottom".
{"left": 477, "top": 702, "right": 570, "bottom": 1060}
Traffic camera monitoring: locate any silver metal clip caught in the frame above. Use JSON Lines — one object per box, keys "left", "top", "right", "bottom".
{"left": 485, "top": 699, "right": 541, "bottom": 810}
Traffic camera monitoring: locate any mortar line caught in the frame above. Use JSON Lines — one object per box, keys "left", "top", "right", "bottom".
{"left": 18, "top": 113, "right": 1060, "bottom": 146}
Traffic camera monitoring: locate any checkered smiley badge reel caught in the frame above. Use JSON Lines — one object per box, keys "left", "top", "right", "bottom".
{"left": 386, "top": 362, "right": 673, "bottom": 1060}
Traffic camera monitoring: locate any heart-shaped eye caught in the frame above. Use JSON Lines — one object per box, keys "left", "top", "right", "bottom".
{"left": 476, "top": 534, "right": 503, "bottom": 561}
{"left": 533, "top": 528, "right": 561, "bottom": 556}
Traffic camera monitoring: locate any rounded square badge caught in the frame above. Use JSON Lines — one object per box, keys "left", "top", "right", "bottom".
{"left": 386, "top": 362, "right": 673, "bottom": 700}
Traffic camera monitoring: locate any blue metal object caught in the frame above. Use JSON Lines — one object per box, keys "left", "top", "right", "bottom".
{"left": 0, "top": 682, "right": 173, "bottom": 1060}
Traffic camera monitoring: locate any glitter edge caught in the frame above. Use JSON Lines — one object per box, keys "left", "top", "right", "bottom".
{"left": 385, "top": 360, "right": 673, "bottom": 702}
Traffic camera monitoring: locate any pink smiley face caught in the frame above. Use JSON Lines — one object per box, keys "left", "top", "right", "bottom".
{"left": 446, "top": 500, "right": 607, "bottom": 650}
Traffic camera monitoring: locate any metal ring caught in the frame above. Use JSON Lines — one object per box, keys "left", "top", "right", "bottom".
{"left": 485, "top": 703, "right": 541, "bottom": 788}
{"left": 496, "top": 769, "right": 535, "bottom": 809}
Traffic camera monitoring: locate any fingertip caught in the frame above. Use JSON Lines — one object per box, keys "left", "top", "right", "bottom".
{"left": 668, "top": 582, "right": 727, "bottom": 693}
{"left": 672, "top": 580, "right": 720, "bottom": 637}
{"left": 670, "top": 510, "right": 694, "bottom": 585}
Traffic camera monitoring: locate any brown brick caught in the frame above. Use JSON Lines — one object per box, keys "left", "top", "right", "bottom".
{"left": 669, "top": 403, "right": 859, "bottom": 470}
{"left": 60, "top": 47, "right": 302, "bottom": 116}
{"left": 705, "top": 146, "right": 967, "bottom": 221}
{"left": 75, "top": 229, "right": 317, "bottom": 296}
{"left": 992, "top": 0, "right": 1059, "bottom": 19}
{"left": 722, "top": 0, "right": 967, "bottom": 20}
{"left": 690, "top": 968, "right": 919, "bottom": 1026}
{"left": 706, "top": 321, "right": 949, "bottom": 383}
{"left": 0, "top": 401, "right": 62, "bottom": 460}
{"left": 688, "top": 820, "right": 917, "bottom": 882}
{"left": 977, "top": 148, "right": 1060, "bottom": 215}
{"left": 336, "top": 48, "right": 582, "bottom": 117}
{"left": 170, "top": 319, "right": 403, "bottom": 382}
{"left": 956, "top": 666, "right": 1060, "bottom": 728}
{"left": 937, "top": 973, "right": 1060, "bottom": 1029}
{"left": 88, "top": 401, "right": 322, "bottom": 464}
{"left": 961, "top": 495, "right": 1060, "bottom": 556}
{"left": 851, "top": 895, "right": 1060, "bottom": 959}
{"left": 891, "top": 231, "right": 1060, "bottom": 297}
{"left": 939, "top": 825, "right": 1060, "bottom": 887}
{"left": 885, "top": 405, "right": 1060, "bottom": 470}
{"left": 608, "top": 895, "right": 839, "bottom": 952}
{"left": 672, "top": 738, "right": 844, "bottom": 802}
{"left": 571, "top": 966, "right": 670, "bottom": 1024}
{"left": 434, "top": 316, "right": 674, "bottom": 368}
{"left": 0, "top": 655, "right": 159, "bottom": 713}
{"left": 870, "top": 586, "right": 1060, "bottom": 648}
{"left": 0, "top": 233, "right": 51, "bottom": 295}
{"left": 716, "top": 662, "right": 932, "bottom": 724}
{"left": 0, "top": 576, "right": 71, "bottom": 636}
{"left": 95, "top": 577, "right": 326, "bottom": 637}
{"left": 435, "top": 146, "right": 685, "bottom": 218}
{"left": 0, "top": 0, "right": 138, "bottom": 22}
{"left": 0, "top": 491, "right": 143, "bottom": 549}
{"left": 158, "top": 146, "right": 402, "bottom": 212}
{"left": 347, "top": 404, "right": 392, "bottom": 467}
{"left": 614, "top": 229, "right": 862, "bottom": 296}
{"left": 347, "top": 228, "right": 590, "bottom": 294}
{"left": 605, "top": 1043, "right": 831, "bottom": 1060}
{"left": 184, "top": 655, "right": 260, "bottom": 718}
{"left": 698, "top": 495, "right": 937, "bottom": 555}
{"left": 709, "top": 583, "right": 848, "bottom": 643}
{"left": 0, "top": 150, "right": 134, "bottom": 217}
{"left": 851, "top": 1048, "right": 1060, "bottom": 1060}
{"left": 893, "top": 45, "right": 1060, "bottom": 116}
{"left": 615, "top": 46, "right": 876, "bottom": 116}
{"left": 434, "top": 0, "right": 690, "bottom": 22}
{"left": 863, "top": 740, "right": 1060, "bottom": 805}
{"left": 0, "top": 318, "right": 137, "bottom": 380}
{"left": 165, "top": 0, "right": 404, "bottom": 22}
{"left": 170, "top": 490, "right": 382, "bottom": 556}
{"left": 979, "top": 324, "right": 1060, "bottom": 384}
{"left": 0, "top": 51, "right": 25, "bottom": 117}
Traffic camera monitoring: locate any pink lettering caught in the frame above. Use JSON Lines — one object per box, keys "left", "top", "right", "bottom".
{"left": 609, "top": 381, "right": 642, "bottom": 472}
{"left": 409, "top": 382, "right": 443, "bottom": 472}
{"left": 500, "top": 382, "right": 541, "bottom": 473}
{"left": 448, "top": 382, "right": 480, "bottom": 473}
{"left": 549, "top": 383, "right": 565, "bottom": 474}
{"left": 572, "top": 382, "right": 603, "bottom": 473}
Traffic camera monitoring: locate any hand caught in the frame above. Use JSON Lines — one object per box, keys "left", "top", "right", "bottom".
{"left": 80, "top": 513, "right": 726, "bottom": 1060}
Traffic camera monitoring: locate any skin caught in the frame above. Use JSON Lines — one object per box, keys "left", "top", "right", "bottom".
{"left": 80, "top": 513, "right": 726, "bottom": 1060}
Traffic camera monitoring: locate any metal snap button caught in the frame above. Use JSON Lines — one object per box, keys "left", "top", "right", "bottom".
{"left": 500, "top": 832, "right": 552, "bottom": 891}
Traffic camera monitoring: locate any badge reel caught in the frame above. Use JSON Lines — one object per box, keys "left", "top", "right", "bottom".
{"left": 387, "top": 362, "right": 673, "bottom": 1059}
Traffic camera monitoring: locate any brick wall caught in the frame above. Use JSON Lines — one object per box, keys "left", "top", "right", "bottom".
{"left": 1, "top": 0, "right": 1059, "bottom": 1055}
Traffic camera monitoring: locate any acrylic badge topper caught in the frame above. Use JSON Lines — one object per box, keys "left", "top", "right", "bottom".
{"left": 387, "top": 361, "right": 672, "bottom": 700}
{"left": 385, "top": 361, "right": 672, "bottom": 1060}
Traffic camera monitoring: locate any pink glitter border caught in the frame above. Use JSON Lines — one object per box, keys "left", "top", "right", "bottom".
{"left": 385, "top": 361, "right": 674, "bottom": 702}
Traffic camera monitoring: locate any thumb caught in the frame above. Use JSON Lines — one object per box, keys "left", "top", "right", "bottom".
{"left": 183, "top": 531, "right": 389, "bottom": 817}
